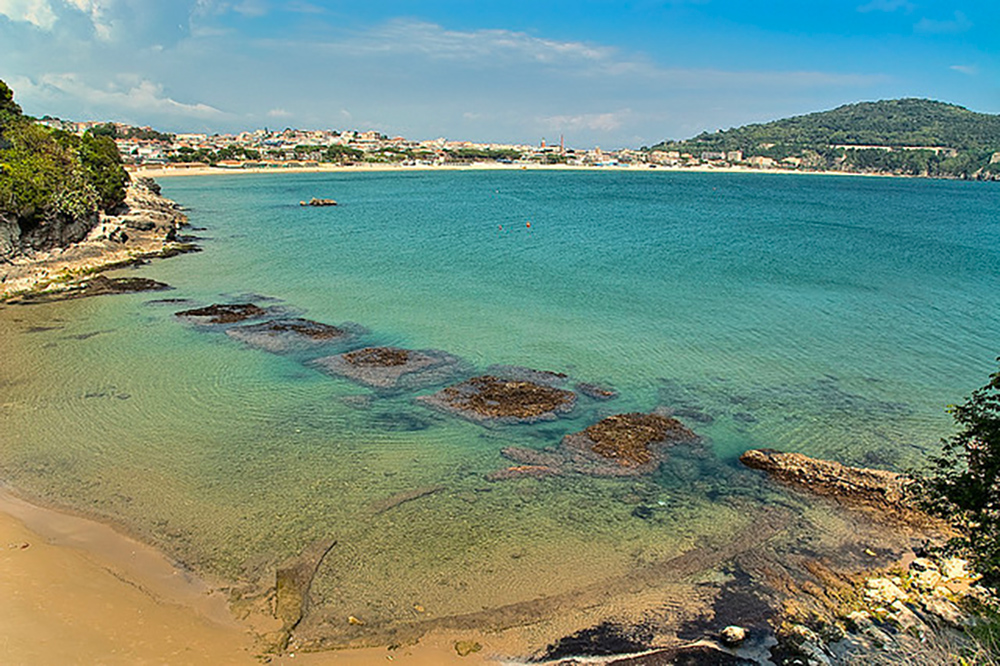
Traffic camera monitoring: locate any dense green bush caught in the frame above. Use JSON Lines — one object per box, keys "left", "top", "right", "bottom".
{"left": 0, "top": 79, "right": 129, "bottom": 226}
{"left": 921, "top": 359, "right": 1000, "bottom": 593}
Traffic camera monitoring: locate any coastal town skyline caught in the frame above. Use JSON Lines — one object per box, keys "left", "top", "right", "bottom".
{"left": 2, "top": 0, "right": 998, "bottom": 148}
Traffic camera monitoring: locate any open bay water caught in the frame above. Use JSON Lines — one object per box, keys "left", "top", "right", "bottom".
{"left": 2, "top": 169, "right": 999, "bottom": 647}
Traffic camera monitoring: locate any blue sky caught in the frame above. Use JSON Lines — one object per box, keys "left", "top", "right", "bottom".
{"left": 1, "top": 1, "right": 997, "bottom": 147}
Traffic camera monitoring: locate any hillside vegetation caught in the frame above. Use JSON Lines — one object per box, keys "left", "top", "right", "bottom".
{"left": 1, "top": 79, "right": 129, "bottom": 245}
{"left": 648, "top": 99, "right": 1000, "bottom": 178}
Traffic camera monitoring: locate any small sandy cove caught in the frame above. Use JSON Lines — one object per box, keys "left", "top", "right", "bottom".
{"left": 0, "top": 489, "right": 490, "bottom": 665}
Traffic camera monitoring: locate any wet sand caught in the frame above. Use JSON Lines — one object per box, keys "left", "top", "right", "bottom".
{"left": 0, "top": 489, "right": 492, "bottom": 665}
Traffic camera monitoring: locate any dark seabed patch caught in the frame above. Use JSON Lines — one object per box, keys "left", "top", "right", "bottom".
{"left": 496, "top": 412, "right": 699, "bottom": 478}
{"left": 175, "top": 302, "right": 269, "bottom": 325}
{"left": 419, "top": 374, "right": 577, "bottom": 425}
{"left": 311, "top": 346, "right": 468, "bottom": 392}
{"left": 225, "top": 317, "right": 361, "bottom": 353}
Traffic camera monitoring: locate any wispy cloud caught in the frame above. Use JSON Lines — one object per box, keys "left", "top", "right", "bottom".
{"left": 915, "top": 11, "right": 972, "bottom": 34}
{"left": 857, "top": 0, "right": 914, "bottom": 13}
{"left": 20, "top": 72, "right": 226, "bottom": 119}
{"left": 266, "top": 107, "right": 291, "bottom": 118}
{"left": 950, "top": 64, "right": 977, "bottom": 76}
{"left": 540, "top": 110, "right": 633, "bottom": 133}
{"left": 333, "top": 19, "right": 613, "bottom": 65}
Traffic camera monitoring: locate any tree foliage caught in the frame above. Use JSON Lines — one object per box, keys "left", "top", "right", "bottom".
{"left": 0, "top": 79, "right": 129, "bottom": 226}
{"left": 921, "top": 359, "right": 1000, "bottom": 592}
{"left": 649, "top": 99, "right": 1000, "bottom": 178}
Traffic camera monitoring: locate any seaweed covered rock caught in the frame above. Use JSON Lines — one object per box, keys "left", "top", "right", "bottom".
{"left": 419, "top": 374, "right": 577, "bottom": 424}
{"left": 565, "top": 412, "right": 698, "bottom": 472}
{"left": 175, "top": 303, "right": 268, "bottom": 324}
{"left": 226, "top": 317, "right": 355, "bottom": 353}
{"left": 494, "top": 412, "right": 699, "bottom": 478}
{"left": 9, "top": 274, "right": 171, "bottom": 304}
{"left": 311, "top": 346, "right": 466, "bottom": 391}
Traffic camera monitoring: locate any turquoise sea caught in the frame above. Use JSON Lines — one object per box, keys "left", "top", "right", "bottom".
{"left": 2, "top": 170, "right": 998, "bottom": 648}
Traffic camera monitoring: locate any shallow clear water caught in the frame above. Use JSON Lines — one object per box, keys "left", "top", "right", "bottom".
{"left": 2, "top": 170, "right": 998, "bottom": 642}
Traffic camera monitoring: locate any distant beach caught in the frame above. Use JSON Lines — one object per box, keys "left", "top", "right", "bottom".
{"left": 131, "top": 160, "right": 874, "bottom": 179}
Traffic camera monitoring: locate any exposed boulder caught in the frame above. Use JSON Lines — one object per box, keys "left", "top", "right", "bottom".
{"left": 739, "top": 449, "right": 922, "bottom": 520}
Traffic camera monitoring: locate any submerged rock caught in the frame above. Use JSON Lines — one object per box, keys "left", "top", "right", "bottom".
{"left": 419, "top": 374, "right": 576, "bottom": 424}
{"left": 495, "top": 412, "right": 699, "bottom": 478}
{"left": 576, "top": 382, "right": 619, "bottom": 400}
{"left": 175, "top": 302, "right": 268, "bottom": 324}
{"left": 312, "top": 346, "right": 466, "bottom": 391}
{"left": 484, "top": 464, "right": 562, "bottom": 482}
{"left": 225, "top": 317, "right": 353, "bottom": 353}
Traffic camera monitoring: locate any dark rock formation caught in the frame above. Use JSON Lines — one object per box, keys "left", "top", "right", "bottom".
{"left": 495, "top": 412, "right": 699, "bottom": 478}
{"left": 225, "top": 317, "right": 352, "bottom": 353}
{"left": 419, "top": 374, "right": 576, "bottom": 424}
{"left": 311, "top": 346, "right": 466, "bottom": 391}
{"left": 8, "top": 274, "right": 171, "bottom": 304}
{"left": 175, "top": 303, "right": 268, "bottom": 324}
{"left": 300, "top": 198, "right": 337, "bottom": 206}
{"left": 739, "top": 449, "right": 917, "bottom": 517}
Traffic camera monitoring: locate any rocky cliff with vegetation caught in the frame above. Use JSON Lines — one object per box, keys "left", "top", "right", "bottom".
{"left": 0, "top": 79, "right": 130, "bottom": 261}
{"left": 1, "top": 79, "right": 190, "bottom": 299}
{"left": 648, "top": 99, "right": 1000, "bottom": 179}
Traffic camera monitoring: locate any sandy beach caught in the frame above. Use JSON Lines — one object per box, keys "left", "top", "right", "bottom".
{"left": 0, "top": 489, "right": 493, "bottom": 665}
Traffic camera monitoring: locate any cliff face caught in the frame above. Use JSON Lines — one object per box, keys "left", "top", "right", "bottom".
{"left": 0, "top": 177, "right": 189, "bottom": 300}
{"left": 0, "top": 210, "right": 100, "bottom": 263}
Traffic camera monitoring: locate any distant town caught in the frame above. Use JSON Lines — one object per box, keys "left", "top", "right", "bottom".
{"left": 34, "top": 118, "right": 783, "bottom": 171}
{"left": 34, "top": 102, "right": 1000, "bottom": 179}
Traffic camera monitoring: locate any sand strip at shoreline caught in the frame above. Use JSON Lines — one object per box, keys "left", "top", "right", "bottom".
{"left": 0, "top": 488, "right": 494, "bottom": 665}
{"left": 132, "top": 161, "right": 878, "bottom": 180}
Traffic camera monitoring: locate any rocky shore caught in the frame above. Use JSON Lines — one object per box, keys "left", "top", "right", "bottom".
{"left": 0, "top": 177, "right": 192, "bottom": 301}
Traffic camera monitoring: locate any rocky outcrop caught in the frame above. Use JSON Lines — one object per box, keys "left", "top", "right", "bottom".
{"left": 739, "top": 449, "right": 919, "bottom": 519}
{"left": 300, "top": 198, "right": 337, "bottom": 206}
{"left": 7, "top": 274, "right": 171, "bottom": 304}
{"left": 1, "top": 177, "right": 191, "bottom": 300}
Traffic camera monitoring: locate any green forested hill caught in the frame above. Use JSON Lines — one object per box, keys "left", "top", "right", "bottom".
{"left": 648, "top": 99, "right": 1000, "bottom": 178}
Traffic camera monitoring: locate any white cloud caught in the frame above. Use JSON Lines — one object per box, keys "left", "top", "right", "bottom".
{"left": 266, "top": 107, "right": 291, "bottom": 118}
{"left": 23, "top": 72, "right": 225, "bottom": 119}
{"left": 950, "top": 64, "right": 977, "bottom": 76}
{"left": 0, "top": 0, "right": 58, "bottom": 29}
{"left": 0, "top": 0, "right": 114, "bottom": 37}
